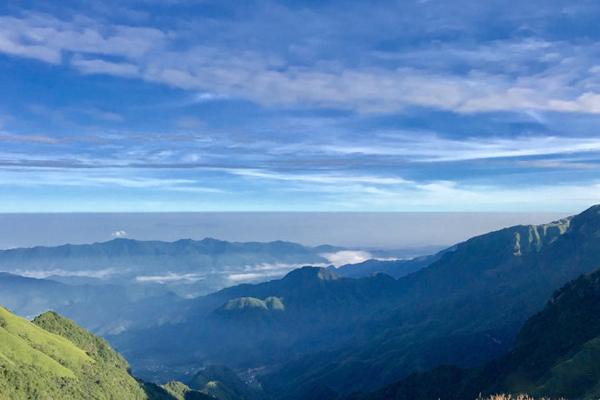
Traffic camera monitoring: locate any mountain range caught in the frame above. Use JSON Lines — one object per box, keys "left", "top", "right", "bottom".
{"left": 0, "top": 238, "right": 345, "bottom": 297}
{"left": 3, "top": 206, "right": 600, "bottom": 399}
{"left": 109, "top": 205, "right": 600, "bottom": 398}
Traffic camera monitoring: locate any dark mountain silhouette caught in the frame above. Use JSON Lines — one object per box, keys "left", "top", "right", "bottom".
{"left": 357, "top": 260, "right": 600, "bottom": 399}
{"left": 113, "top": 206, "right": 600, "bottom": 398}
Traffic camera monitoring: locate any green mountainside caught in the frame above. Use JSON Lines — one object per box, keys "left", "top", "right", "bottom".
{"left": 0, "top": 306, "right": 210, "bottom": 400}
{"left": 111, "top": 266, "right": 400, "bottom": 382}
{"left": 187, "top": 365, "right": 263, "bottom": 400}
{"left": 357, "top": 262, "right": 600, "bottom": 400}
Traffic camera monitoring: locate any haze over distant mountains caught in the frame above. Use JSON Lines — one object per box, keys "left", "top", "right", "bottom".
{"left": 0, "top": 237, "right": 432, "bottom": 334}
{"left": 104, "top": 206, "right": 600, "bottom": 398}
{"left": 2, "top": 206, "right": 600, "bottom": 399}
{"left": 0, "top": 212, "right": 567, "bottom": 250}
{"left": 0, "top": 238, "right": 346, "bottom": 298}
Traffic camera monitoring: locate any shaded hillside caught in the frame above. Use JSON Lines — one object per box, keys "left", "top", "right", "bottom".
{"left": 0, "top": 237, "right": 333, "bottom": 273}
{"left": 0, "top": 272, "right": 72, "bottom": 318}
{"left": 261, "top": 215, "right": 580, "bottom": 397}
{"left": 357, "top": 262, "right": 600, "bottom": 400}
{"left": 112, "top": 267, "right": 400, "bottom": 381}
{"left": 0, "top": 306, "right": 205, "bottom": 399}
{"left": 106, "top": 206, "right": 600, "bottom": 398}
{"left": 110, "top": 209, "right": 576, "bottom": 394}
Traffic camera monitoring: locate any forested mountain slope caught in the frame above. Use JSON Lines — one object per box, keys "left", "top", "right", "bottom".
{"left": 114, "top": 206, "right": 600, "bottom": 398}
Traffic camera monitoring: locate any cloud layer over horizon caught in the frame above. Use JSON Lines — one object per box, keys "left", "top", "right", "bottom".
{"left": 1, "top": 0, "right": 600, "bottom": 212}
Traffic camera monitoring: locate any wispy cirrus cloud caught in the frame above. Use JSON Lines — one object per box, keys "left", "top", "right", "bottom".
{"left": 318, "top": 133, "right": 600, "bottom": 162}
{"left": 232, "top": 169, "right": 408, "bottom": 185}
{"left": 0, "top": 133, "right": 61, "bottom": 144}
{"left": 2, "top": 1, "right": 600, "bottom": 212}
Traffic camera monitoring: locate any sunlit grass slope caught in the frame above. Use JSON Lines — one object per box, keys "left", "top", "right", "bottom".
{"left": 0, "top": 305, "right": 147, "bottom": 399}
{"left": 0, "top": 306, "right": 211, "bottom": 399}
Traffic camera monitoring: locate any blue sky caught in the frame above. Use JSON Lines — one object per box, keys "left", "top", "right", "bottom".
{"left": 1, "top": 0, "right": 600, "bottom": 212}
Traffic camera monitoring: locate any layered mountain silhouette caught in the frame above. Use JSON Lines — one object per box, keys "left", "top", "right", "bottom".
{"left": 357, "top": 258, "right": 600, "bottom": 399}
{"left": 0, "top": 237, "right": 342, "bottom": 297}
{"left": 112, "top": 206, "right": 600, "bottom": 398}
{"left": 4, "top": 206, "right": 600, "bottom": 399}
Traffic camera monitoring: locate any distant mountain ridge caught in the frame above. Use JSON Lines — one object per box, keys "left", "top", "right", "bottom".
{"left": 110, "top": 207, "right": 600, "bottom": 398}
{"left": 0, "top": 236, "right": 344, "bottom": 299}
{"left": 0, "top": 236, "right": 439, "bottom": 343}
{"left": 0, "top": 237, "right": 336, "bottom": 273}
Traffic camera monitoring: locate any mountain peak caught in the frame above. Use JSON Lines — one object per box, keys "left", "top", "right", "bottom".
{"left": 283, "top": 266, "right": 341, "bottom": 282}
{"left": 567, "top": 204, "right": 600, "bottom": 236}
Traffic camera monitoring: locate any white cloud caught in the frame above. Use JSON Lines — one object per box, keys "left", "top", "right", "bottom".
{"left": 0, "top": 133, "right": 61, "bottom": 144}
{"left": 227, "top": 272, "right": 278, "bottom": 282}
{"left": 71, "top": 56, "right": 139, "bottom": 77}
{"left": 232, "top": 169, "right": 407, "bottom": 185}
{"left": 4, "top": 13, "right": 600, "bottom": 115}
{"left": 194, "top": 92, "right": 230, "bottom": 102}
{"left": 321, "top": 251, "right": 373, "bottom": 267}
{"left": 111, "top": 230, "right": 127, "bottom": 238}
{"left": 226, "top": 262, "right": 329, "bottom": 282}
{"left": 15, "top": 268, "right": 123, "bottom": 279}
{"left": 135, "top": 272, "right": 205, "bottom": 283}
{"left": 320, "top": 180, "right": 600, "bottom": 212}
{"left": 319, "top": 134, "right": 600, "bottom": 162}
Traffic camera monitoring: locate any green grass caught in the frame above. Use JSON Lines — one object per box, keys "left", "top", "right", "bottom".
{"left": 0, "top": 306, "right": 150, "bottom": 399}
{"left": 0, "top": 306, "right": 91, "bottom": 375}
{"left": 479, "top": 396, "right": 567, "bottom": 400}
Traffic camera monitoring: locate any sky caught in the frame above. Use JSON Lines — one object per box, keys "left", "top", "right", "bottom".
{"left": 1, "top": 0, "right": 600, "bottom": 212}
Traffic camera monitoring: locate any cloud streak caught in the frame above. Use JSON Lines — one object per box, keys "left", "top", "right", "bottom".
{"left": 135, "top": 272, "right": 205, "bottom": 284}
{"left": 319, "top": 134, "right": 600, "bottom": 162}
{"left": 3, "top": 12, "right": 600, "bottom": 115}
{"left": 2, "top": 2, "right": 600, "bottom": 212}
{"left": 15, "top": 268, "right": 124, "bottom": 279}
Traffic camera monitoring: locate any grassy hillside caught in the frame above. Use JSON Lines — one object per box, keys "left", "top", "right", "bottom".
{"left": 0, "top": 305, "right": 146, "bottom": 399}
{"left": 0, "top": 306, "right": 209, "bottom": 399}
{"left": 188, "top": 365, "right": 260, "bottom": 400}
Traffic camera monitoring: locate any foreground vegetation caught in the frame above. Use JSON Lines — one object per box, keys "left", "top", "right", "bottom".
{"left": 480, "top": 396, "right": 567, "bottom": 400}
{"left": 0, "top": 306, "right": 211, "bottom": 399}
